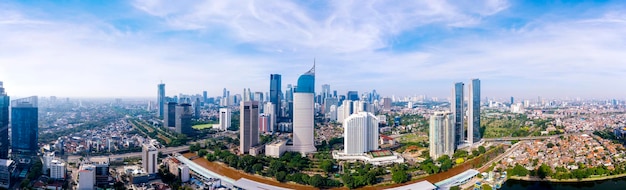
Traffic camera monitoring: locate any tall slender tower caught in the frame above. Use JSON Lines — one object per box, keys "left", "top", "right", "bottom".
{"left": 11, "top": 96, "right": 38, "bottom": 155}
{"left": 240, "top": 101, "right": 259, "bottom": 154}
{"left": 0, "top": 82, "right": 9, "bottom": 159}
{"left": 429, "top": 112, "right": 455, "bottom": 159}
{"left": 452, "top": 82, "right": 464, "bottom": 147}
{"left": 468, "top": 79, "right": 481, "bottom": 144}
{"left": 290, "top": 64, "right": 317, "bottom": 155}
{"left": 157, "top": 83, "right": 165, "bottom": 118}
{"left": 270, "top": 74, "right": 282, "bottom": 119}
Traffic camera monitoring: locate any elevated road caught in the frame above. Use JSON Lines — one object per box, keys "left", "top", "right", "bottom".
{"left": 482, "top": 132, "right": 589, "bottom": 142}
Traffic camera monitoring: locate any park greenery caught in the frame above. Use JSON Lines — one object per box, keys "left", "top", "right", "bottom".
{"left": 203, "top": 149, "right": 342, "bottom": 188}
{"left": 481, "top": 113, "right": 557, "bottom": 138}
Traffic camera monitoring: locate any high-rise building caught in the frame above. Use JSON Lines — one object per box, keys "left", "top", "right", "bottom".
{"left": 468, "top": 79, "right": 481, "bottom": 144}
{"left": 175, "top": 103, "right": 193, "bottom": 136}
{"left": 217, "top": 108, "right": 231, "bottom": 131}
{"left": 193, "top": 98, "right": 201, "bottom": 119}
{"left": 0, "top": 159, "right": 15, "bottom": 189}
{"left": 158, "top": 83, "right": 165, "bottom": 118}
{"left": 289, "top": 65, "right": 317, "bottom": 155}
{"left": 510, "top": 96, "right": 514, "bottom": 105}
{"left": 452, "top": 82, "right": 464, "bottom": 147}
{"left": 324, "top": 97, "right": 338, "bottom": 114}
{"left": 240, "top": 101, "right": 259, "bottom": 154}
{"left": 77, "top": 164, "right": 95, "bottom": 190}
{"left": 203, "top": 91, "right": 208, "bottom": 103}
{"left": 429, "top": 112, "right": 455, "bottom": 159}
{"left": 11, "top": 96, "right": 38, "bottom": 155}
{"left": 142, "top": 143, "right": 158, "bottom": 175}
{"left": 347, "top": 91, "right": 359, "bottom": 101}
{"left": 270, "top": 74, "right": 282, "bottom": 119}
{"left": 164, "top": 102, "right": 177, "bottom": 128}
{"left": 50, "top": 159, "right": 66, "bottom": 180}
{"left": 343, "top": 112, "right": 379, "bottom": 154}
{"left": 264, "top": 102, "right": 276, "bottom": 132}
{"left": 0, "top": 82, "right": 8, "bottom": 159}
{"left": 322, "top": 84, "right": 331, "bottom": 99}
{"left": 259, "top": 114, "right": 270, "bottom": 133}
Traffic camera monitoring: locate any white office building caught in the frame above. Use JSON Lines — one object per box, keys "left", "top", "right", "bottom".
{"left": 142, "top": 143, "right": 158, "bottom": 175}
{"left": 288, "top": 65, "right": 317, "bottom": 155}
{"left": 429, "top": 112, "right": 455, "bottom": 159}
{"left": 264, "top": 102, "right": 276, "bottom": 132}
{"left": 217, "top": 108, "right": 231, "bottom": 131}
{"left": 78, "top": 164, "right": 96, "bottom": 190}
{"left": 50, "top": 159, "right": 66, "bottom": 180}
{"left": 344, "top": 112, "right": 379, "bottom": 154}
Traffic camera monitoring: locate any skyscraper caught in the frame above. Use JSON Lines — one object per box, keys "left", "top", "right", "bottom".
{"left": 264, "top": 102, "right": 276, "bottom": 132}
{"left": 347, "top": 91, "right": 359, "bottom": 101}
{"left": 343, "top": 112, "right": 379, "bottom": 154}
{"left": 11, "top": 96, "right": 38, "bottom": 155}
{"left": 322, "top": 84, "right": 331, "bottom": 99}
{"left": 175, "top": 103, "right": 193, "bottom": 136}
{"left": 164, "top": 102, "right": 177, "bottom": 128}
{"left": 289, "top": 64, "right": 317, "bottom": 155}
{"left": 217, "top": 108, "right": 231, "bottom": 131}
{"left": 0, "top": 82, "right": 8, "bottom": 159}
{"left": 468, "top": 79, "right": 481, "bottom": 144}
{"left": 429, "top": 112, "right": 455, "bottom": 159}
{"left": 193, "top": 98, "right": 201, "bottom": 119}
{"left": 240, "top": 101, "right": 259, "bottom": 154}
{"left": 158, "top": 83, "right": 165, "bottom": 118}
{"left": 270, "top": 74, "right": 282, "bottom": 119}
{"left": 452, "top": 82, "right": 464, "bottom": 147}
{"left": 203, "top": 91, "right": 208, "bottom": 103}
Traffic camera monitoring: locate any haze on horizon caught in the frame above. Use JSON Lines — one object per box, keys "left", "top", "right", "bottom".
{"left": 1, "top": 0, "right": 625, "bottom": 99}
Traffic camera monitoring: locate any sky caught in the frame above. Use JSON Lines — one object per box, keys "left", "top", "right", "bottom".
{"left": 1, "top": 0, "right": 626, "bottom": 99}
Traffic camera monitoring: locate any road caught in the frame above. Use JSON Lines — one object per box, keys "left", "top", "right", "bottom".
{"left": 482, "top": 132, "right": 589, "bottom": 142}
{"left": 67, "top": 145, "right": 189, "bottom": 163}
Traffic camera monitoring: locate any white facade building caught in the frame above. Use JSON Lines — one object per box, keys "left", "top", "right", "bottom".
{"left": 179, "top": 164, "right": 190, "bottom": 182}
{"left": 288, "top": 65, "right": 317, "bottom": 155}
{"left": 217, "top": 108, "right": 231, "bottom": 131}
{"left": 344, "top": 112, "right": 379, "bottom": 154}
{"left": 78, "top": 164, "right": 95, "bottom": 190}
{"left": 429, "top": 112, "right": 455, "bottom": 159}
{"left": 265, "top": 140, "right": 287, "bottom": 158}
{"left": 142, "top": 143, "right": 158, "bottom": 175}
{"left": 50, "top": 159, "right": 66, "bottom": 180}
{"left": 264, "top": 102, "right": 276, "bottom": 132}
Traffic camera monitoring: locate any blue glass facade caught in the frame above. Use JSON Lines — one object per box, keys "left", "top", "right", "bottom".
{"left": 295, "top": 66, "right": 315, "bottom": 93}
{"left": 470, "top": 79, "right": 481, "bottom": 143}
{"left": 11, "top": 97, "right": 38, "bottom": 154}
{"left": 270, "top": 74, "right": 282, "bottom": 117}
{"left": 0, "top": 93, "right": 8, "bottom": 159}
{"left": 453, "top": 82, "right": 464, "bottom": 147}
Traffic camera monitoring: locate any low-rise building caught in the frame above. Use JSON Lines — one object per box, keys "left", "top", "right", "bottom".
{"left": 265, "top": 140, "right": 287, "bottom": 158}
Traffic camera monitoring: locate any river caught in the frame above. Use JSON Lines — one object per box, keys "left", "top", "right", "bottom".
{"left": 501, "top": 177, "right": 626, "bottom": 190}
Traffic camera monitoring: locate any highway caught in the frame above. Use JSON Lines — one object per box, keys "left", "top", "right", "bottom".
{"left": 67, "top": 145, "right": 189, "bottom": 163}
{"left": 481, "top": 132, "right": 589, "bottom": 142}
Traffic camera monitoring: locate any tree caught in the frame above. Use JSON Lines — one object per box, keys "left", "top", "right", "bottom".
{"left": 342, "top": 174, "right": 356, "bottom": 189}
{"left": 450, "top": 186, "right": 461, "bottom": 190}
{"left": 310, "top": 174, "right": 325, "bottom": 187}
{"left": 441, "top": 159, "right": 453, "bottom": 172}
{"left": 252, "top": 163, "right": 264, "bottom": 174}
{"left": 537, "top": 163, "right": 552, "bottom": 179}
{"left": 547, "top": 142, "right": 555, "bottom": 148}
{"left": 478, "top": 146, "right": 486, "bottom": 154}
{"left": 276, "top": 171, "right": 287, "bottom": 182}
{"left": 509, "top": 164, "right": 529, "bottom": 176}
{"left": 320, "top": 160, "right": 334, "bottom": 173}
{"left": 365, "top": 171, "right": 377, "bottom": 185}
{"left": 198, "top": 149, "right": 208, "bottom": 157}
{"left": 392, "top": 169, "right": 409, "bottom": 184}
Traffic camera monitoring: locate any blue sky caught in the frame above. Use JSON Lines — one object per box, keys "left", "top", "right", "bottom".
{"left": 1, "top": 0, "right": 625, "bottom": 99}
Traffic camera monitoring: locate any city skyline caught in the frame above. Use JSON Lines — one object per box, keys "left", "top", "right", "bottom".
{"left": 2, "top": 1, "right": 626, "bottom": 98}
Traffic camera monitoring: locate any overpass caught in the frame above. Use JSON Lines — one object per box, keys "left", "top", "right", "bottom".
{"left": 482, "top": 132, "right": 589, "bottom": 142}
{"left": 82, "top": 145, "right": 190, "bottom": 161}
